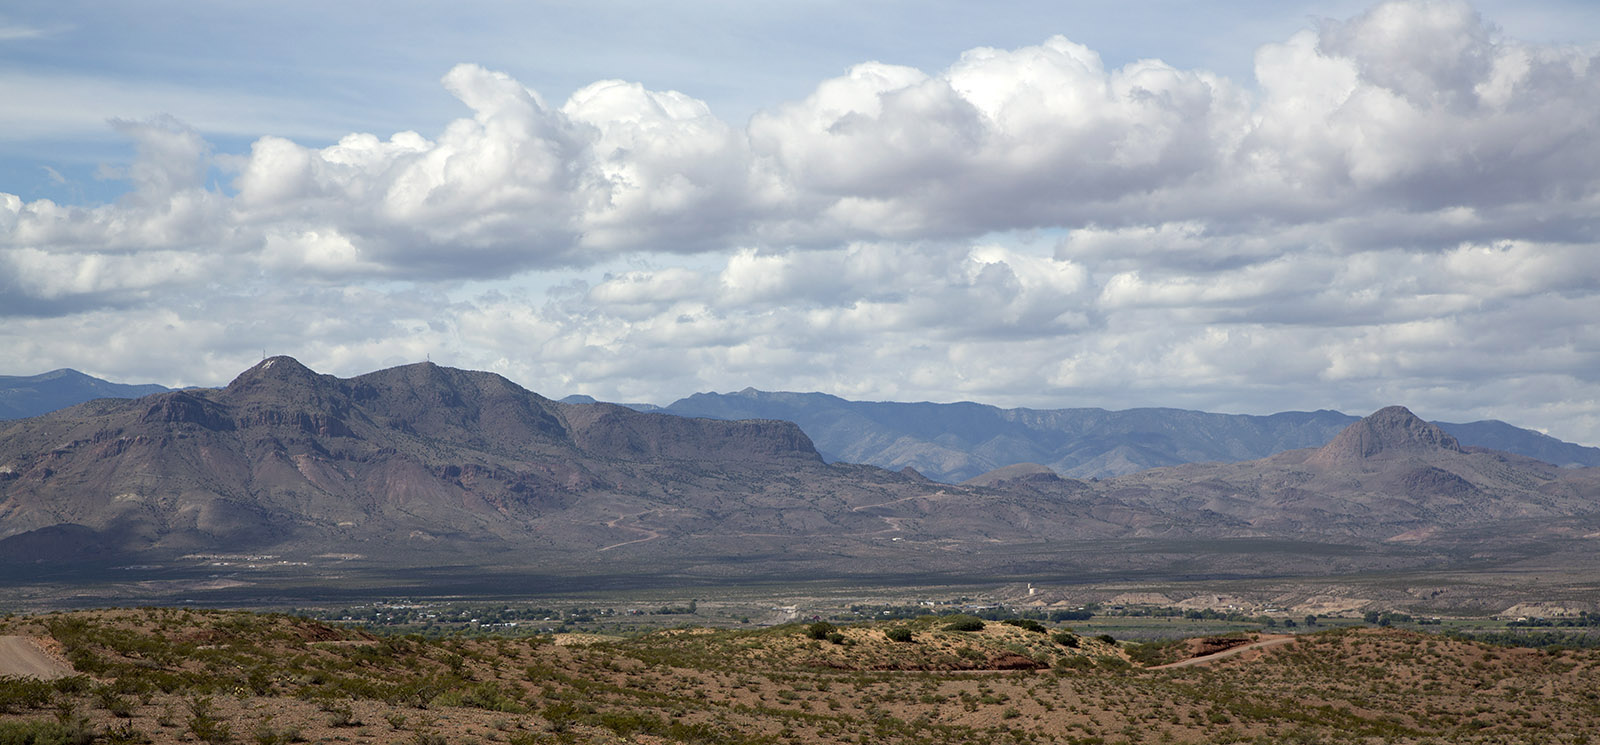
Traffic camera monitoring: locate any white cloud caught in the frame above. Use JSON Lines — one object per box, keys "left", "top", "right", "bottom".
{"left": 2, "top": 0, "right": 1600, "bottom": 447}
{"left": 9, "top": 3, "right": 1599, "bottom": 277}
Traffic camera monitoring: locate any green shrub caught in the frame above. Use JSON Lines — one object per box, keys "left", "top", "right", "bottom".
{"left": 1125, "top": 639, "right": 1184, "bottom": 667}
{"left": 185, "top": 696, "right": 231, "bottom": 745}
{"left": 1053, "top": 631, "right": 1080, "bottom": 648}
{"left": 1055, "top": 655, "right": 1093, "bottom": 670}
{"left": 943, "top": 615, "right": 985, "bottom": 632}
{"left": 885, "top": 627, "right": 915, "bottom": 643}
{"left": 0, "top": 717, "right": 94, "bottom": 745}
{"left": 805, "top": 622, "right": 836, "bottom": 640}
{"left": 50, "top": 678, "right": 89, "bottom": 696}
{"left": 1096, "top": 655, "right": 1131, "bottom": 670}
{"left": 1095, "top": 633, "right": 1117, "bottom": 645}
{"left": 323, "top": 701, "right": 359, "bottom": 728}
{"left": 0, "top": 677, "right": 56, "bottom": 713}
{"left": 1002, "top": 618, "right": 1047, "bottom": 633}
{"left": 458, "top": 682, "right": 528, "bottom": 713}
{"left": 103, "top": 721, "right": 151, "bottom": 745}
{"left": 252, "top": 723, "right": 303, "bottom": 745}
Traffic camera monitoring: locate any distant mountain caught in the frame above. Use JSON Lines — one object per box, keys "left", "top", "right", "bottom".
{"left": 1020, "top": 405, "right": 1600, "bottom": 543}
{"left": 1435, "top": 419, "right": 1600, "bottom": 469}
{"left": 559, "top": 394, "right": 660, "bottom": 412}
{"left": 657, "top": 389, "right": 1600, "bottom": 481}
{"left": 0, "top": 357, "right": 903, "bottom": 565}
{"left": 0, "top": 369, "right": 168, "bottom": 420}
{"left": 8, "top": 368, "right": 1596, "bottom": 483}
{"left": 1, "top": 359, "right": 1597, "bottom": 591}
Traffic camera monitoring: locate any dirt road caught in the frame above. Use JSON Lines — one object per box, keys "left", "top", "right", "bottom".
{"left": 0, "top": 636, "right": 74, "bottom": 679}
{"left": 1152, "top": 635, "right": 1296, "bottom": 670}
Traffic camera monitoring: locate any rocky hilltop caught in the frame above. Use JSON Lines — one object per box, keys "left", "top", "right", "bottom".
{"left": 1306, "top": 405, "right": 1464, "bottom": 466}
{"left": 1057, "top": 405, "right": 1600, "bottom": 542}
{"left": 0, "top": 357, "right": 839, "bottom": 561}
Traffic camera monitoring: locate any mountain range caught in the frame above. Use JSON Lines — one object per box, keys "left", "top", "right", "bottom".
{"left": 641, "top": 390, "right": 1600, "bottom": 480}
{"left": 8, "top": 367, "right": 1595, "bottom": 484}
{"left": 2, "top": 358, "right": 1598, "bottom": 594}
{"left": 0, "top": 369, "right": 168, "bottom": 420}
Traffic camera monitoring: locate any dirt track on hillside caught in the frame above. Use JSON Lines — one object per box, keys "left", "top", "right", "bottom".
{"left": 0, "top": 636, "right": 74, "bottom": 679}
{"left": 1153, "top": 635, "right": 1296, "bottom": 669}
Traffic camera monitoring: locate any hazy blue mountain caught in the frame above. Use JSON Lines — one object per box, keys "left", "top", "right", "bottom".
{"left": 559, "top": 394, "right": 660, "bottom": 412}
{"left": 658, "top": 389, "right": 1600, "bottom": 481}
{"left": 1432, "top": 420, "right": 1600, "bottom": 469}
{"left": 0, "top": 369, "right": 169, "bottom": 420}
{"left": 8, "top": 369, "right": 1596, "bottom": 480}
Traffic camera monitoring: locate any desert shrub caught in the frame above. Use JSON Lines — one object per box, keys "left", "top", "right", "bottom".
{"left": 0, "top": 717, "right": 94, "bottom": 745}
{"left": 93, "top": 685, "right": 134, "bottom": 718}
{"left": 1095, "top": 634, "right": 1117, "bottom": 645}
{"left": 1125, "top": 639, "right": 1184, "bottom": 667}
{"left": 824, "top": 632, "right": 847, "bottom": 645}
{"left": 185, "top": 696, "right": 231, "bottom": 744}
{"left": 885, "top": 627, "right": 914, "bottom": 643}
{"left": 457, "top": 682, "right": 528, "bottom": 713}
{"left": 1053, "top": 631, "right": 1080, "bottom": 648}
{"left": 251, "top": 723, "right": 303, "bottom": 745}
{"left": 805, "top": 622, "right": 836, "bottom": 640}
{"left": 244, "top": 666, "right": 274, "bottom": 696}
{"left": 1002, "top": 618, "right": 1047, "bottom": 633}
{"left": 0, "top": 677, "right": 56, "bottom": 713}
{"left": 1096, "top": 655, "right": 1131, "bottom": 670}
{"left": 943, "top": 615, "right": 985, "bottom": 632}
{"left": 49, "top": 678, "right": 89, "bottom": 696}
{"left": 102, "top": 721, "right": 151, "bottom": 745}
{"left": 323, "top": 701, "right": 359, "bottom": 727}
{"left": 1055, "top": 655, "right": 1093, "bottom": 670}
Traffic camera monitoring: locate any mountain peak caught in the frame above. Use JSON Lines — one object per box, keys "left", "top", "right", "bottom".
{"left": 228, "top": 355, "right": 316, "bottom": 383}
{"left": 223, "top": 356, "right": 338, "bottom": 404}
{"left": 33, "top": 368, "right": 91, "bottom": 382}
{"left": 1309, "top": 405, "right": 1463, "bottom": 466}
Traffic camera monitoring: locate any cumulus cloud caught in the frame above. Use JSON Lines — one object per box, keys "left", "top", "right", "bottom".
{"left": 2, "top": 0, "right": 1600, "bottom": 445}
{"left": 9, "top": 1, "right": 1600, "bottom": 275}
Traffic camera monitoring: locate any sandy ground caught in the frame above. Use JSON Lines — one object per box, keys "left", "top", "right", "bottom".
{"left": 0, "top": 635, "right": 74, "bottom": 679}
{"left": 1153, "top": 635, "right": 1296, "bottom": 669}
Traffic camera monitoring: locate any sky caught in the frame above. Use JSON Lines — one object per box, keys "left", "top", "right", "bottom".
{"left": 2, "top": 0, "right": 1599, "bottom": 446}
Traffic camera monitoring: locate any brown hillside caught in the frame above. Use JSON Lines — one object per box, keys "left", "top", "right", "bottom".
{"left": 2, "top": 609, "right": 1598, "bottom": 744}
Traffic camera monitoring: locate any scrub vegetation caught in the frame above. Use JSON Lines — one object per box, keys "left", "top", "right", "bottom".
{"left": 2, "top": 608, "right": 1599, "bottom": 744}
